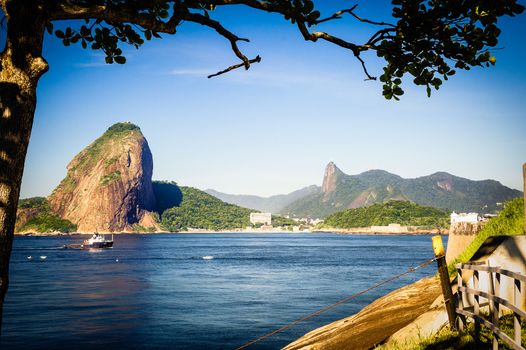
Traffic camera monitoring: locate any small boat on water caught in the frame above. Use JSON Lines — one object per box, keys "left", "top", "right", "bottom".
{"left": 81, "top": 233, "right": 114, "bottom": 249}
{"left": 202, "top": 255, "right": 214, "bottom": 260}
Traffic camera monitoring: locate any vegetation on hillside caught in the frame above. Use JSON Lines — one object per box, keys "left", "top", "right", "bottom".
{"left": 18, "top": 197, "right": 48, "bottom": 210}
{"left": 321, "top": 200, "right": 450, "bottom": 229}
{"left": 448, "top": 197, "right": 524, "bottom": 274}
{"left": 156, "top": 183, "right": 296, "bottom": 232}
{"left": 160, "top": 186, "right": 254, "bottom": 231}
{"left": 280, "top": 167, "right": 522, "bottom": 219}
{"left": 17, "top": 197, "right": 77, "bottom": 233}
{"left": 271, "top": 216, "right": 296, "bottom": 227}
{"left": 20, "top": 213, "right": 77, "bottom": 233}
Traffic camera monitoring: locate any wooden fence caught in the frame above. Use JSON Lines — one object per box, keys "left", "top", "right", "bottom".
{"left": 455, "top": 261, "right": 526, "bottom": 350}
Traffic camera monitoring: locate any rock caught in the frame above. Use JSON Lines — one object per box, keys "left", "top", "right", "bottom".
{"left": 321, "top": 161, "right": 343, "bottom": 195}
{"left": 283, "top": 277, "right": 441, "bottom": 350}
{"left": 48, "top": 122, "right": 156, "bottom": 232}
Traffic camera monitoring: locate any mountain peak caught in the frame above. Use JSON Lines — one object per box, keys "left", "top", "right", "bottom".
{"left": 48, "top": 122, "right": 156, "bottom": 232}
{"left": 322, "top": 162, "right": 344, "bottom": 194}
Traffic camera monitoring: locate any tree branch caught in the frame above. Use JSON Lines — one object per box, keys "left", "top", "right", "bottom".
{"left": 208, "top": 55, "right": 261, "bottom": 78}
{"left": 182, "top": 11, "right": 252, "bottom": 69}
{"left": 47, "top": 0, "right": 391, "bottom": 80}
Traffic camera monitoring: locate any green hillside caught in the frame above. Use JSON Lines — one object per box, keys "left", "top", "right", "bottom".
{"left": 449, "top": 197, "right": 524, "bottom": 273}
{"left": 154, "top": 182, "right": 294, "bottom": 232}
{"left": 17, "top": 197, "right": 77, "bottom": 233}
{"left": 321, "top": 200, "right": 450, "bottom": 229}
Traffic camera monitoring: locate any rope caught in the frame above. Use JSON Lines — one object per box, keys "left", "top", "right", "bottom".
{"left": 234, "top": 257, "right": 437, "bottom": 350}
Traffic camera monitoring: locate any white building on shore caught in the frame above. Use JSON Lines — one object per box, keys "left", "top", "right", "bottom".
{"left": 250, "top": 212, "right": 272, "bottom": 225}
{"left": 450, "top": 212, "right": 480, "bottom": 225}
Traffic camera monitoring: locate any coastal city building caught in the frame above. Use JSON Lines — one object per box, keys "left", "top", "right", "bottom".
{"left": 450, "top": 212, "right": 480, "bottom": 225}
{"left": 250, "top": 212, "right": 272, "bottom": 225}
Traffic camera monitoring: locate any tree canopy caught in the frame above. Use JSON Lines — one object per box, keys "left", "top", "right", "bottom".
{"left": 29, "top": 0, "right": 524, "bottom": 99}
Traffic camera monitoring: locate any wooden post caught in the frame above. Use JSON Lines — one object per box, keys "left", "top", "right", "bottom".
{"left": 474, "top": 270, "right": 480, "bottom": 343}
{"left": 513, "top": 279, "right": 522, "bottom": 346}
{"left": 457, "top": 268, "right": 464, "bottom": 331}
{"left": 432, "top": 235, "right": 457, "bottom": 329}
{"left": 493, "top": 272, "right": 500, "bottom": 350}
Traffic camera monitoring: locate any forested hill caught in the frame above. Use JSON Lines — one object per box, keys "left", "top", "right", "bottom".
{"left": 321, "top": 201, "right": 450, "bottom": 229}
{"left": 153, "top": 182, "right": 294, "bottom": 232}
{"left": 155, "top": 183, "right": 253, "bottom": 231}
{"left": 279, "top": 162, "right": 522, "bottom": 218}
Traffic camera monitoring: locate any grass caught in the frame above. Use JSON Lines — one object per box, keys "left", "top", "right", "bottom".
{"left": 132, "top": 224, "right": 156, "bottom": 233}
{"left": 447, "top": 197, "right": 524, "bottom": 275}
{"left": 378, "top": 314, "right": 526, "bottom": 350}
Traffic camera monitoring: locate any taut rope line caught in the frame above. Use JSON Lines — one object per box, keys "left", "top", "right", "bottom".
{"left": 234, "top": 257, "right": 437, "bottom": 350}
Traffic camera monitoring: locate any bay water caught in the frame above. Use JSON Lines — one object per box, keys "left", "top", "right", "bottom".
{"left": 2, "top": 233, "right": 445, "bottom": 349}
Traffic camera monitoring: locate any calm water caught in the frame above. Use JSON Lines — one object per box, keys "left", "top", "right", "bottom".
{"left": 2, "top": 233, "right": 445, "bottom": 349}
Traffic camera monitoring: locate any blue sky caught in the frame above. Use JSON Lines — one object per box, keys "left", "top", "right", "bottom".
{"left": 19, "top": 2, "right": 526, "bottom": 198}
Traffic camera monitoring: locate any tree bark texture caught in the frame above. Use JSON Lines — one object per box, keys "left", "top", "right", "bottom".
{"left": 0, "top": 0, "right": 48, "bottom": 337}
{"left": 523, "top": 163, "right": 526, "bottom": 234}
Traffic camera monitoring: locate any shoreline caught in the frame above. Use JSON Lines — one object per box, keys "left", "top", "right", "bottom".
{"left": 314, "top": 226, "right": 448, "bottom": 235}
{"left": 14, "top": 227, "right": 447, "bottom": 237}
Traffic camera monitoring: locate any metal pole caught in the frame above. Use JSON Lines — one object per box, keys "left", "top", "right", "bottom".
{"left": 432, "top": 235, "right": 457, "bottom": 329}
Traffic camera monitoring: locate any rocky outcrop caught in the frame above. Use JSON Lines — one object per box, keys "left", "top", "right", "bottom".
{"left": 48, "top": 123, "right": 157, "bottom": 232}
{"left": 284, "top": 277, "right": 441, "bottom": 350}
{"left": 321, "top": 162, "right": 343, "bottom": 195}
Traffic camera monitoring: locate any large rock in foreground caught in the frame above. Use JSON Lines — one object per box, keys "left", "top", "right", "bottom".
{"left": 48, "top": 123, "right": 156, "bottom": 232}
{"left": 284, "top": 277, "right": 441, "bottom": 350}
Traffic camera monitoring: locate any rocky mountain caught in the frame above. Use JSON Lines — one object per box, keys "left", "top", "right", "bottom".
{"left": 280, "top": 162, "right": 523, "bottom": 218}
{"left": 205, "top": 185, "right": 319, "bottom": 213}
{"left": 17, "top": 122, "right": 289, "bottom": 234}
{"left": 47, "top": 122, "right": 158, "bottom": 232}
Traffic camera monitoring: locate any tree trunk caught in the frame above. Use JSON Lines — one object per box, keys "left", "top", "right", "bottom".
{"left": 523, "top": 163, "right": 526, "bottom": 234}
{"left": 0, "top": 1, "right": 48, "bottom": 337}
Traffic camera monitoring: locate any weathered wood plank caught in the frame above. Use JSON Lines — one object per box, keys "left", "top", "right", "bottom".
{"left": 456, "top": 309, "right": 524, "bottom": 350}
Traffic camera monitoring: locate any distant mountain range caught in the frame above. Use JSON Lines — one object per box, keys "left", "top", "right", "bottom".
{"left": 205, "top": 186, "right": 319, "bottom": 213}
{"left": 207, "top": 162, "right": 523, "bottom": 219}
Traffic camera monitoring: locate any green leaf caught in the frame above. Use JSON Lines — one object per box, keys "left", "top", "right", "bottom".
{"left": 105, "top": 56, "right": 114, "bottom": 64}
{"left": 114, "top": 56, "right": 126, "bottom": 64}
{"left": 55, "top": 30, "right": 65, "bottom": 39}
{"left": 145, "top": 30, "right": 152, "bottom": 41}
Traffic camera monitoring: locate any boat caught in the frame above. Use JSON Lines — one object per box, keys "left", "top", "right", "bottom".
{"left": 81, "top": 233, "right": 114, "bottom": 249}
